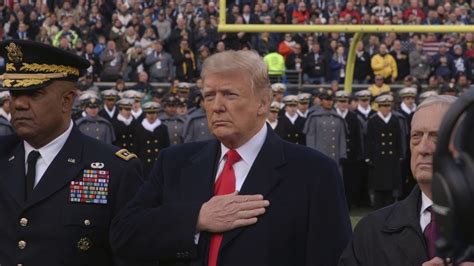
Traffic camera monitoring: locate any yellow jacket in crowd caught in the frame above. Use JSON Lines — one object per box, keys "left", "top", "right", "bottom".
{"left": 371, "top": 53, "right": 398, "bottom": 80}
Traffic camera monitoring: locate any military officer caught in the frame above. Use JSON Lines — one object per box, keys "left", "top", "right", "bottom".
{"left": 271, "top": 82, "right": 286, "bottom": 116}
{"left": 182, "top": 94, "right": 213, "bottom": 143}
{"left": 159, "top": 95, "right": 186, "bottom": 145}
{"left": 304, "top": 88, "right": 347, "bottom": 171}
{"left": 134, "top": 101, "right": 170, "bottom": 177}
{"left": 365, "top": 94, "right": 403, "bottom": 209}
{"left": 266, "top": 101, "right": 280, "bottom": 129}
{"left": 122, "top": 90, "right": 145, "bottom": 121}
{"left": 76, "top": 93, "right": 116, "bottom": 144}
{"left": 112, "top": 98, "right": 138, "bottom": 151}
{"left": 0, "top": 40, "right": 146, "bottom": 265}
{"left": 98, "top": 89, "right": 119, "bottom": 122}
{"left": 396, "top": 87, "right": 418, "bottom": 198}
{"left": 0, "top": 91, "right": 14, "bottom": 136}
{"left": 297, "top": 92, "right": 311, "bottom": 118}
{"left": 335, "top": 90, "right": 363, "bottom": 208}
{"left": 274, "top": 95, "right": 305, "bottom": 144}
{"left": 177, "top": 96, "right": 189, "bottom": 116}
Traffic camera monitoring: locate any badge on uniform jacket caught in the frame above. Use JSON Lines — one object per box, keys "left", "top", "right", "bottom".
{"left": 69, "top": 169, "right": 110, "bottom": 204}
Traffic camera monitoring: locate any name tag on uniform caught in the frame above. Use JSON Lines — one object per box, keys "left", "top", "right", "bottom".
{"left": 69, "top": 169, "right": 110, "bottom": 204}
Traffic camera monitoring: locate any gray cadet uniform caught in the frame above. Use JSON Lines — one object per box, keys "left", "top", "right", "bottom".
{"left": 303, "top": 89, "right": 347, "bottom": 168}
{"left": 76, "top": 94, "right": 116, "bottom": 144}
{"left": 0, "top": 91, "right": 13, "bottom": 136}
{"left": 159, "top": 96, "right": 186, "bottom": 145}
{"left": 182, "top": 107, "right": 213, "bottom": 143}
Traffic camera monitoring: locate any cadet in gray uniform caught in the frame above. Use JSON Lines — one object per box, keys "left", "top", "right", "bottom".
{"left": 159, "top": 95, "right": 186, "bottom": 145}
{"left": 182, "top": 95, "right": 213, "bottom": 143}
{"left": 303, "top": 88, "right": 347, "bottom": 170}
{"left": 0, "top": 91, "right": 13, "bottom": 136}
{"left": 76, "top": 94, "right": 116, "bottom": 144}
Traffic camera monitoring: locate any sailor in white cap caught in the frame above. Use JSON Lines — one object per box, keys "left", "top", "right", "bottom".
{"left": 266, "top": 101, "right": 280, "bottom": 129}
{"left": 297, "top": 92, "right": 311, "bottom": 118}
{"left": 99, "top": 89, "right": 119, "bottom": 122}
{"left": 366, "top": 93, "right": 403, "bottom": 209}
{"left": 134, "top": 101, "right": 170, "bottom": 176}
{"left": 111, "top": 98, "right": 138, "bottom": 150}
{"left": 122, "top": 90, "right": 145, "bottom": 121}
{"left": 273, "top": 95, "right": 305, "bottom": 144}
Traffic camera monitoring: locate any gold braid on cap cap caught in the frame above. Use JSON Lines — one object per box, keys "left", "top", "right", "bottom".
{"left": 2, "top": 79, "right": 50, "bottom": 88}
{"left": 20, "top": 63, "right": 80, "bottom": 76}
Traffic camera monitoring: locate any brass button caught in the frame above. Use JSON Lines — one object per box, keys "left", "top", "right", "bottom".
{"left": 77, "top": 237, "right": 91, "bottom": 252}
{"left": 381, "top": 133, "right": 385, "bottom": 137}
{"left": 332, "top": 129, "right": 335, "bottom": 133}
{"left": 201, "top": 132, "right": 204, "bottom": 134}
{"left": 96, "top": 128, "right": 99, "bottom": 132}
{"left": 155, "top": 148, "right": 159, "bottom": 152}
{"left": 389, "top": 151, "right": 393, "bottom": 155}
{"left": 147, "top": 140, "right": 150, "bottom": 144}
{"left": 382, "top": 142, "right": 385, "bottom": 146}
{"left": 18, "top": 240, "right": 26, "bottom": 250}
{"left": 147, "top": 159, "right": 152, "bottom": 163}
{"left": 84, "top": 219, "right": 91, "bottom": 226}
{"left": 154, "top": 140, "right": 158, "bottom": 143}
{"left": 174, "top": 133, "right": 178, "bottom": 137}
{"left": 147, "top": 149, "right": 151, "bottom": 153}
{"left": 381, "top": 151, "right": 385, "bottom": 155}
{"left": 123, "top": 143, "right": 127, "bottom": 147}
{"left": 129, "top": 134, "right": 132, "bottom": 137}
{"left": 19, "top": 218, "right": 28, "bottom": 227}
{"left": 201, "top": 123, "right": 204, "bottom": 126}
{"left": 389, "top": 133, "right": 393, "bottom": 136}
{"left": 122, "top": 135, "right": 126, "bottom": 139}
{"left": 295, "top": 133, "right": 299, "bottom": 137}
{"left": 389, "top": 142, "right": 393, "bottom": 145}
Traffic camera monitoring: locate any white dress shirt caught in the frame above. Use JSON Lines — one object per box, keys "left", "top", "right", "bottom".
{"left": 336, "top": 108, "right": 348, "bottom": 119}
{"left": 357, "top": 105, "right": 372, "bottom": 118}
{"left": 297, "top": 109, "right": 308, "bottom": 118}
{"left": 420, "top": 191, "right": 433, "bottom": 232}
{"left": 285, "top": 112, "right": 298, "bottom": 125}
{"left": 195, "top": 124, "right": 267, "bottom": 244}
{"left": 104, "top": 105, "right": 116, "bottom": 119}
{"left": 24, "top": 121, "right": 73, "bottom": 187}
{"left": 401, "top": 102, "right": 416, "bottom": 115}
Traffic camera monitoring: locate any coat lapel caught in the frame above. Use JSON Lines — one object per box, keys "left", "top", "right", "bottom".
{"left": 0, "top": 138, "right": 26, "bottom": 207}
{"left": 178, "top": 139, "right": 220, "bottom": 204}
{"left": 24, "top": 128, "right": 85, "bottom": 209}
{"left": 382, "top": 186, "right": 428, "bottom": 264}
{"left": 220, "top": 127, "right": 287, "bottom": 249}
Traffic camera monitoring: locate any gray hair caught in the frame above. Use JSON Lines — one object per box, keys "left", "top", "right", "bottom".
{"left": 416, "top": 95, "right": 457, "bottom": 111}
{"left": 200, "top": 50, "right": 271, "bottom": 97}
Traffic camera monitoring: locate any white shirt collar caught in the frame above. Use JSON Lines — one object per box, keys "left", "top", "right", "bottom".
{"left": 219, "top": 123, "right": 267, "bottom": 168}
{"left": 297, "top": 109, "right": 308, "bottom": 118}
{"left": 336, "top": 108, "right": 348, "bottom": 119}
{"left": 420, "top": 191, "right": 433, "bottom": 232}
{"left": 117, "top": 113, "right": 133, "bottom": 126}
{"left": 266, "top": 119, "right": 278, "bottom": 129}
{"left": 104, "top": 105, "right": 116, "bottom": 118}
{"left": 132, "top": 108, "right": 143, "bottom": 119}
{"left": 357, "top": 104, "right": 372, "bottom": 117}
{"left": 377, "top": 111, "right": 392, "bottom": 123}
{"left": 141, "top": 118, "right": 162, "bottom": 133}
{"left": 0, "top": 107, "right": 11, "bottom": 121}
{"left": 285, "top": 112, "right": 298, "bottom": 124}
{"left": 24, "top": 120, "right": 73, "bottom": 167}
{"left": 401, "top": 102, "right": 416, "bottom": 115}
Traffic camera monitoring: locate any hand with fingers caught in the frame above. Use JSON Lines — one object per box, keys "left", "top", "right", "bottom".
{"left": 196, "top": 192, "right": 270, "bottom": 233}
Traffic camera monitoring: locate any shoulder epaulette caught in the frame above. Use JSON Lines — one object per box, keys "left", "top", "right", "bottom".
{"left": 115, "top": 149, "right": 137, "bottom": 161}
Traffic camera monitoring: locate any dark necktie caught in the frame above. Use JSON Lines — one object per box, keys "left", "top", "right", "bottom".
{"left": 26, "top": 151, "right": 41, "bottom": 200}
{"left": 424, "top": 206, "right": 439, "bottom": 259}
{"left": 208, "top": 150, "right": 241, "bottom": 266}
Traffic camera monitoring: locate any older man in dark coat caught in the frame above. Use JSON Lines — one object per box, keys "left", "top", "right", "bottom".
{"left": 339, "top": 95, "right": 459, "bottom": 266}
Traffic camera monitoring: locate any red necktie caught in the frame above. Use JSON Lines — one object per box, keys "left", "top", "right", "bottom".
{"left": 208, "top": 150, "right": 241, "bottom": 266}
{"left": 424, "top": 207, "right": 439, "bottom": 259}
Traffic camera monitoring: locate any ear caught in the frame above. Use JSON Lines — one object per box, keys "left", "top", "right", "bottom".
{"left": 61, "top": 89, "right": 76, "bottom": 113}
{"left": 257, "top": 93, "right": 270, "bottom": 116}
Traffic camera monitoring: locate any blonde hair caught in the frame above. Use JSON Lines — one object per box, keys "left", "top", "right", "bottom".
{"left": 200, "top": 50, "right": 271, "bottom": 98}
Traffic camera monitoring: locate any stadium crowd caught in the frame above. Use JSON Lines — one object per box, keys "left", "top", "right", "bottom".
{"left": 0, "top": 0, "right": 473, "bottom": 209}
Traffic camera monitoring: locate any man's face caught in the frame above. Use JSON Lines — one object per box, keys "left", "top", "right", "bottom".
{"left": 105, "top": 99, "right": 115, "bottom": 109}
{"left": 146, "top": 112, "right": 158, "bottom": 123}
{"left": 402, "top": 96, "right": 415, "bottom": 107}
{"left": 378, "top": 104, "right": 392, "bottom": 116}
{"left": 298, "top": 102, "right": 308, "bottom": 113}
{"left": 202, "top": 72, "right": 268, "bottom": 148}
{"left": 273, "top": 92, "right": 283, "bottom": 102}
{"left": 85, "top": 106, "right": 99, "bottom": 117}
{"left": 120, "top": 108, "right": 132, "bottom": 118}
{"left": 164, "top": 104, "right": 177, "bottom": 116}
{"left": 267, "top": 111, "right": 278, "bottom": 122}
{"left": 410, "top": 104, "right": 449, "bottom": 187}
{"left": 2, "top": 99, "right": 10, "bottom": 113}
{"left": 10, "top": 82, "right": 71, "bottom": 146}
{"left": 336, "top": 100, "right": 349, "bottom": 111}
{"left": 321, "top": 99, "right": 333, "bottom": 110}
{"left": 285, "top": 104, "right": 297, "bottom": 116}
{"left": 359, "top": 98, "right": 369, "bottom": 108}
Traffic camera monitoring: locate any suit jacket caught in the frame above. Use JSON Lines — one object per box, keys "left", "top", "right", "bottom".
{"left": 111, "top": 125, "right": 352, "bottom": 266}
{"left": 0, "top": 128, "right": 148, "bottom": 266}
{"left": 339, "top": 186, "right": 429, "bottom": 266}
